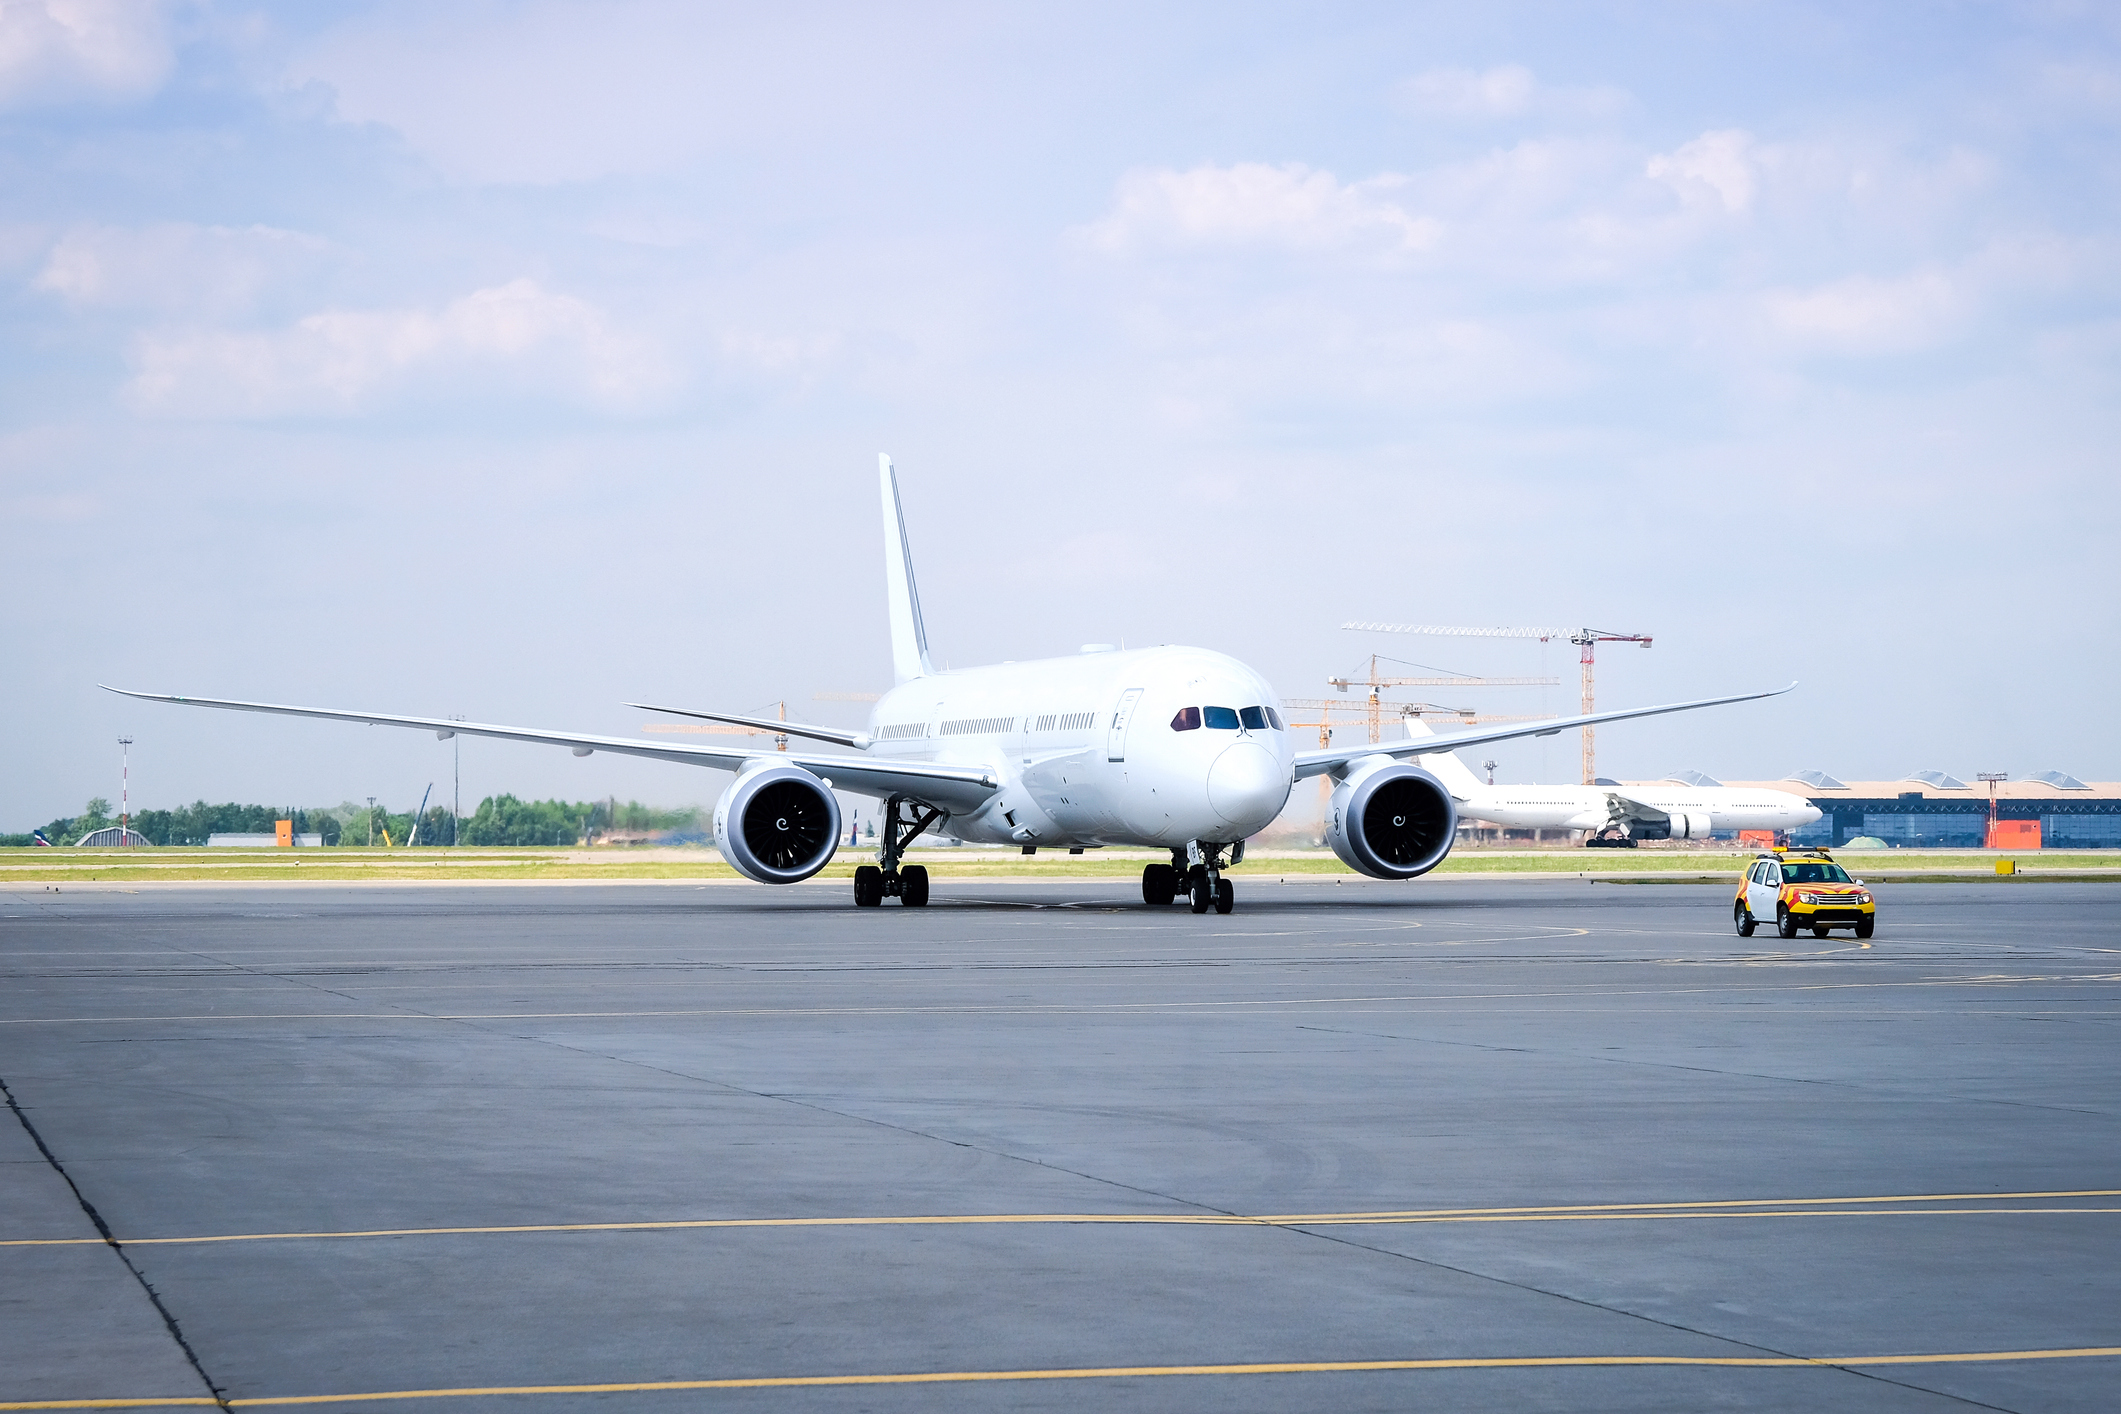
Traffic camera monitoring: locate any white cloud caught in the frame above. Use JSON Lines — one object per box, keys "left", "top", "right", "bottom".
{"left": 35, "top": 223, "right": 333, "bottom": 317}
{"left": 1764, "top": 269, "right": 1964, "bottom": 352}
{"left": 1647, "top": 129, "right": 1757, "bottom": 213}
{"left": 1399, "top": 64, "right": 1537, "bottom": 118}
{"left": 1394, "top": 64, "right": 1629, "bottom": 121}
{"left": 0, "top": 0, "right": 169, "bottom": 109}
{"left": 1076, "top": 162, "right": 1441, "bottom": 256}
{"left": 125, "top": 279, "right": 676, "bottom": 417}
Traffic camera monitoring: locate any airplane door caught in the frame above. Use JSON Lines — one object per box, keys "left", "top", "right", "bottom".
{"left": 1106, "top": 688, "right": 1145, "bottom": 762}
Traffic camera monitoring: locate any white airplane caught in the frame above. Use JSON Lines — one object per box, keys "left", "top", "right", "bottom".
{"left": 1399, "top": 722, "right": 1822, "bottom": 841}
{"left": 107, "top": 456, "right": 1793, "bottom": 913}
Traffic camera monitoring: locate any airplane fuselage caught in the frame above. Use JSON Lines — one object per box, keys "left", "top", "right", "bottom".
{"left": 866, "top": 645, "right": 1294, "bottom": 849}
{"left": 1450, "top": 782, "right": 1818, "bottom": 833}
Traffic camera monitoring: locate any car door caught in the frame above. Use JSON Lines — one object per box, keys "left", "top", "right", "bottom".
{"left": 1748, "top": 862, "right": 1780, "bottom": 917}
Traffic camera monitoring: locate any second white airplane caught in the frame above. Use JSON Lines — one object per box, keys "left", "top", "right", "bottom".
{"left": 110, "top": 456, "right": 1793, "bottom": 913}
{"left": 1399, "top": 722, "right": 1821, "bottom": 841}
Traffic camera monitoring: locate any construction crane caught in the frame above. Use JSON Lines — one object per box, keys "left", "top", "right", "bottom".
{"left": 1344, "top": 623, "right": 1653, "bottom": 785}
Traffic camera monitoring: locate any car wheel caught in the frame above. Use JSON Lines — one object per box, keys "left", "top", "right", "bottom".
{"left": 1856, "top": 915, "right": 1875, "bottom": 939}
{"left": 1776, "top": 907, "right": 1798, "bottom": 939}
{"left": 900, "top": 864, "right": 929, "bottom": 907}
{"left": 1734, "top": 901, "right": 1755, "bottom": 937}
{"left": 1813, "top": 925, "right": 1831, "bottom": 938}
{"left": 854, "top": 866, "right": 882, "bottom": 907}
{"left": 1214, "top": 878, "right": 1234, "bottom": 915}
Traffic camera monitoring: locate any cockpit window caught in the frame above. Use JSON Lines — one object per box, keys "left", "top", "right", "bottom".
{"left": 1170, "top": 706, "right": 1201, "bottom": 731}
{"left": 1239, "top": 706, "right": 1267, "bottom": 730}
{"left": 1202, "top": 706, "right": 1240, "bottom": 729}
{"left": 1264, "top": 705, "right": 1283, "bottom": 730}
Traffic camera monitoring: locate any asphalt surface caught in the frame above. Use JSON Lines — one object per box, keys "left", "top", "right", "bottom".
{"left": 1, "top": 877, "right": 2116, "bottom": 1413}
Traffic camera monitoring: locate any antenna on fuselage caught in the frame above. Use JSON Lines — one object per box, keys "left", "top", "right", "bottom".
{"left": 879, "top": 454, "right": 937, "bottom": 685}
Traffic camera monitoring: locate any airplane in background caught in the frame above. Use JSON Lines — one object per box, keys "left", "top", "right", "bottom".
{"left": 109, "top": 456, "right": 1793, "bottom": 913}
{"left": 1399, "top": 721, "right": 1822, "bottom": 842}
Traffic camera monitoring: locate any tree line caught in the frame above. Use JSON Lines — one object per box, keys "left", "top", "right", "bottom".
{"left": 4, "top": 797, "right": 707, "bottom": 848}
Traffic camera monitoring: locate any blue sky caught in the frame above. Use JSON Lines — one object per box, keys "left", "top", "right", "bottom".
{"left": 5, "top": 1, "right": 2118, "bottom": 824}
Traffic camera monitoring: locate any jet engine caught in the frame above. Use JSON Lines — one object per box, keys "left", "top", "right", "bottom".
{"left": 1667, "top": 810, "right": 1714, "bottom": 841}
{"left": 713, "top": 763, "right": 843, "bottom": 884}
{"left": 1325, "top": 761, "right": 1457, "bottom": 880}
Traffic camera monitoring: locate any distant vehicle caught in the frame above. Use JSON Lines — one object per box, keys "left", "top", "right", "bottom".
{"left": 1404, "top": 724, "right": 1821, "bottom": 842}
{"left": 109, "top": 457, "right": 1791, "bottom": 913}
{"left": 1735, "top": 847, "right": 1874, "bottom": 939}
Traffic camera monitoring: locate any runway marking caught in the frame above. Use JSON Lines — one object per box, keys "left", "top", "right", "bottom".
{"left": 5, "top": 1346, "right": 2118, "bottom": 1408}
{"left": 6, "top": 1190, "right": 2114, "bottom": 1249}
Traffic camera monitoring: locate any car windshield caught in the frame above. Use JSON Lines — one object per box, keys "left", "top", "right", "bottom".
{"left": 1783, "top": 862, "right": 1851, "bottom": 884}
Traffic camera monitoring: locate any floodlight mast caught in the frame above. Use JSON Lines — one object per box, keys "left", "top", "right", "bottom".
{"left": 118, "top": 737, "right": 134, "bottom": 845}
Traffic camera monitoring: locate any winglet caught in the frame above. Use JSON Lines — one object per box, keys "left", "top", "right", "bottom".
{"left": 879, "top": 454, "right": 935, "bottom": 685}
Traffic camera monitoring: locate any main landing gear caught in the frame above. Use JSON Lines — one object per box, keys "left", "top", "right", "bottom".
{"left": 1142, "top": 841, "right": 1236, "bottom": 914}
{"left": 854, "top": 796, "right": 940, "bottom": 908}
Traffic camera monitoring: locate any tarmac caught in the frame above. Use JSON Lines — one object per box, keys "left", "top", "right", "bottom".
{"left": 1, "top": 877, "right": 2116, "bottom": 1412}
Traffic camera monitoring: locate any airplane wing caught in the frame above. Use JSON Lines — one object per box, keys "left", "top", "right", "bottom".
{"left": 101, "top": 688, "right": 1000, "bottom": 812}
{"left": 1292, "top": 683, "right": 1796, "bottom": 781}
{"left": 627, "top": 702, "right": 869, "bottom": 750}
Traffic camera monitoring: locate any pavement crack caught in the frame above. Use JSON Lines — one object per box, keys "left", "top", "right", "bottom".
{"left": 1, "top": 1072, "right": 232, "bottom": 1412}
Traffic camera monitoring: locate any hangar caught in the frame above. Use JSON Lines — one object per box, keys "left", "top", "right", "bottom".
{"left": 1693, "top": 769, "right": 2121, "bottom": 848}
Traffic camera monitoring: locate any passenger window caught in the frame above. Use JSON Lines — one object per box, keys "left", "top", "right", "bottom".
{"left": 1767, "top": 866, "right": 1782, "bottom": 886}
{"left": 1202, "top": 706, "right": 1240, "bottom": 729}
{"left": 1239, "top": 706, "right": 1267, "bottom": 731}
{"left": 1169, "top": 706, "right": 1201, "bottom": 731}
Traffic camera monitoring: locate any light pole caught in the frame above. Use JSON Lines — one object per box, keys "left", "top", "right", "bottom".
{"left": 366, "top": 795, "right": 377, "bottom": 847}
{"left": 450, "top": 716, "right": 464, "bottom": 847}
{"left": 118, "top": 737, "right": 134, "bottom": 844}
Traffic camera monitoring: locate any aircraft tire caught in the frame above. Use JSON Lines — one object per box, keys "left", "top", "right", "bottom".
{"left": 1189, "top": 880, "right": 1211, "bottom": 913}
{"left": 900, "top": 864, "right": 930, "bottom": 907}
{"left": 1142, "top": 864, "right": 1177, "bottom": 906}
{"left": 854, "top": 866, "right": 882, "bottom": 907}
{"left": 1214, "top": 878, "right": 1234, "bottom": 914}
{"left": 1733, "top": 902, "right": 1755, "bottom": 937}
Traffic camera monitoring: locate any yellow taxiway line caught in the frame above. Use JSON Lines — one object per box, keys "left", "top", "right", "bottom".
{"left": 5, "top": 1346, "right": 2119, "bottom": 1408}
{"left": 4, "top": 1189, "right": 2115, "bottom": 1250}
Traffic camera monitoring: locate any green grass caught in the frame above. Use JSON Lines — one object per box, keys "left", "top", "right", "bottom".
{"left": 2, "top": 845, "right": 2113, "bottom": 886}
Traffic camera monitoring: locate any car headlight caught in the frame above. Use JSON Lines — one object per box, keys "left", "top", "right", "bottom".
{"left": 1798, "top": 892, "right": 1820, "bottom": 904}
{"left": 1856, "top": 892, "right": 1872, "bottom": 904}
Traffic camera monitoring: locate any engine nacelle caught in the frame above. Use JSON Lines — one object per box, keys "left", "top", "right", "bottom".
{"left": 1326, "top": 761, "right": 1458, "bottom": 880}
{"left": 1667, "top": 810, "right": 1713, "bottom": 840}
{"left": 713, "top": 763, "right": 842, "bottom": 884}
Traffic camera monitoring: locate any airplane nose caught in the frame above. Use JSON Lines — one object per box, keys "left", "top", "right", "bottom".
{"left": 1209, "top": 742, "right": 1290, "bottom": 826}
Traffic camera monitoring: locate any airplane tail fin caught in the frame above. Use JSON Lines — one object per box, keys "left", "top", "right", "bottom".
{"left": 1401, "top": 718, "right": 1488, "bottom": 796}
{"left": 879, "top": 454, "right": 935, "bottom": 685}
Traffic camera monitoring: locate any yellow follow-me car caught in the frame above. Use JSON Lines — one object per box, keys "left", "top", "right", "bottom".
{"left": 1734, "top": 846, "right": 1876, "bottom": 939}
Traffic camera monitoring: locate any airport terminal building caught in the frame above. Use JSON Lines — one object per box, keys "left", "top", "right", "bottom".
{"left": 1646, "top": 769, "right": 2121, "bottom": 849}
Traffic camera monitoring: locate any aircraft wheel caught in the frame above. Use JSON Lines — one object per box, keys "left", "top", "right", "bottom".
{"left": 1190, "top": 879, "right": 1212, "bottom": 913}
{"left": 1142, "top": 863, "right": 1177, "bottom": 906}
{"left": 900, "top": 864, "right": 930, "bottom": 907}
{"left": 1214, "top": 878, "right": 1234, "bottom": 915}
{"left": 854, "top": 866, "right": 882, "bottom": 907}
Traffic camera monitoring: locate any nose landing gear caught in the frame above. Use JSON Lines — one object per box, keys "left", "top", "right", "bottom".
{"left": 1147, "top": 841, "right": 1237, "bottom": 914}
{"left": 855, "top": 796, "right": 941, "bottom": 908}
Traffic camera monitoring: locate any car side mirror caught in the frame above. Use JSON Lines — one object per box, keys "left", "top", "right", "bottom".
{"left": 1854, "top": 879, "right": 1864, "bottom": 885}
